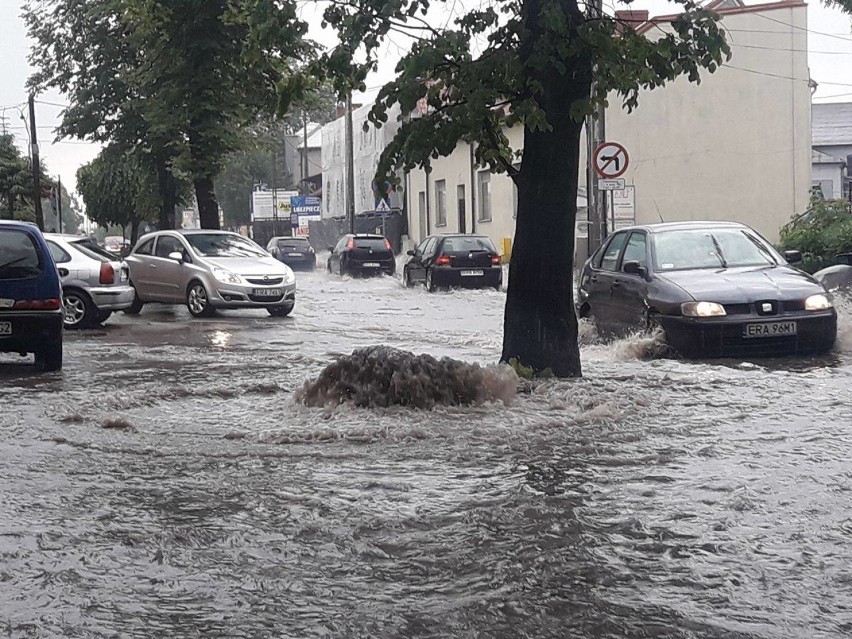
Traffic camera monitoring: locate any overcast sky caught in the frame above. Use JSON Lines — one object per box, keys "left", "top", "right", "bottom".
{"left": 2, "top": 0, "right": 851, "bottom": 200}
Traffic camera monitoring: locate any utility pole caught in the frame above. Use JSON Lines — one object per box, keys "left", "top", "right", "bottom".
{"left": 271, "top": 151, "right": 279, "bottom": 237}
{"left": 345, "top": 93, "right": 355, "bottom": 234}
{"left": 28, "top": 95, "right": 45, "bottom": 232}
{"left": 302, "top": 112, "right": 309, "bottom": 196}
{"left": 57, "top": 175, "right": 63, "bottom": 234}
{"left": 586, "top": 0, "right": 606, "bottom": 256}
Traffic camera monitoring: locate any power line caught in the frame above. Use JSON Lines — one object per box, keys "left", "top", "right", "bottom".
{"left": 34, "top": 99, "right": 70, "bottom": 108}
{"left": 755, "top": 12, "right": 852, "bottom": 43}
{"left": 731, "top": 42, "right": 852, "bottom": 55}
{"left": 724, "top": 63, "right": 852, "bottom": 88}
{"left": 723, "top": 28, "right": 852, "bottom": 41}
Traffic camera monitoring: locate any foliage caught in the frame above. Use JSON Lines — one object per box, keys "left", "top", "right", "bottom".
{"left": 778, "top": 198, "right": 852, "bottom": 273}
{"left": 0, "top": 134, "right": 31, "bottom": 219}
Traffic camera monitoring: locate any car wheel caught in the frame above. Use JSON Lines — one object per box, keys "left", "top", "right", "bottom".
{"left": 267, "top": 304, "right": 293, "bottom": 317}
{"left": 124, "top": 286, "right": 144, "bottom": 315}
{"left": 186, "top": 281, "right": 215, "bottom": 317}
{"left": 63, "top": 288, "right": 96, "bottom": 329}
{"left": 34, "top": 337, "right": 63, "bottom": 372}
{"left": 426, "top": 268, "right": 437, "bottom": 292}
{"left": 95, "top": 310, "right": 113, "bottom": 324}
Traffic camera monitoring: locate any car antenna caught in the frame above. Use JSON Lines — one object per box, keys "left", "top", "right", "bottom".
{"left": 653, "top": 200, "right": 665, "bottom": 223}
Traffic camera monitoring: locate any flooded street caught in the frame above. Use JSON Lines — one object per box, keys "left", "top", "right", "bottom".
{"left": 2, "top": 268, "right": 852, "bottom": 638}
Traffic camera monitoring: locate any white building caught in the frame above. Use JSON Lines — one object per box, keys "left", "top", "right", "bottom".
{"left": 811, "top": 101, "right": 852, "bottom": 200}
{"left": 402, "top": 0, "right": 811, "bottom": 255}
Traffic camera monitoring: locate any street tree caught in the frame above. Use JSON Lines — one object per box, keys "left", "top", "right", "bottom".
{"left": 288, "top": 0, "right": 730, "bottom": 377}
{"left": 0, "top": 135, "right": 31, "bottom": 220}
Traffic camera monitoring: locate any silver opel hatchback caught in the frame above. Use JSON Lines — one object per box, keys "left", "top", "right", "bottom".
{"left": 125, "top": 230, "right": 296, "bottom": 317}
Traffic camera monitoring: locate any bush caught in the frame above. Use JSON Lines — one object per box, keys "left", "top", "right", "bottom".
{"left": 778, "top": 198, "right": 852, "bottom": 273}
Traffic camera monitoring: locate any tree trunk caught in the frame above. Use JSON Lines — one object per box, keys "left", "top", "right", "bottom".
{"left": 130, "top": 216, "right": 140, "bottom": 246}
{"left": 155, "top": 157, "right": 177, "bottom": 230}
{"left": 499, "top": 0, "right": 591, "bottom": 378}
{"left": 195, "top": 176, "right": 221, "bottom": 230}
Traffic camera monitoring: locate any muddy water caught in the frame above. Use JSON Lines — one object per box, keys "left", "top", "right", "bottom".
{"left": 1, "top": 270, "right": 851, "bottom": 637}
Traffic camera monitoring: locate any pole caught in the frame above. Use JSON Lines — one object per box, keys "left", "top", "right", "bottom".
{"left": 302, "top": 112, "right": 309, "bottom": 196}
{"left": 57, "top": 175, "right": 63, "bottom": 234}
{"left": 28, "top": 95, "right": 45, "bottom": 232}
{"left": 586, "top": 0, "right": 606, "bottom": 256}
{"left": 272, "top": 151, "right": 278, "bottom": 237}
{"left": 345, "top": 93, "right": 355, "bottom": 234}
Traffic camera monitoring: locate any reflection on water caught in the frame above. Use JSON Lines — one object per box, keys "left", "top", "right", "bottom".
{"left": 1, "top": 273, "right": 850, "bottom": 637}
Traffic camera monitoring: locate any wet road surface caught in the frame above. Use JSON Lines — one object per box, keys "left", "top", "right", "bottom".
{"left": 2, "top": 268, "right": 852, "bottom": 637}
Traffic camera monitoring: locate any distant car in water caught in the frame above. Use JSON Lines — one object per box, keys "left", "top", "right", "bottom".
{"left": 0, "top": 221, "right": 63, "bottom": 371}
{"left": 327, "top": 234, "right": 395, "bottom": 277}
{"left": 266, "top": 235, "right": 316, "bottom": 270}
{"left": 125, "top": 230, "right": 296, "bottom": 317}
{"left": 45, "top": 234, "right": 134, "bottom": 328}
{"left": 403, "top": 233, "right": 502, "bottom": 291}
{"left": 576, "top": 221, "right": 837, "bottom": 357}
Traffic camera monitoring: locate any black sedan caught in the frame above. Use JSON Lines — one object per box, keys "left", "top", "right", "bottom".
{"left": 404, "top": 233, "right": 502, "bottom": 291}
{"left": 266, "top": 236, "right": 317, "bottom": 270}
{"left": 327, "top": 234, "right": 395, "bottom": 277}
{"left": 577, "top": 221, "right": 837, "bottom": 357}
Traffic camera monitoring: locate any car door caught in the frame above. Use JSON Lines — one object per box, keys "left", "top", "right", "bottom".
{"left": 585, "top": 231, "right": 628, "bottom": 334}
{"left": 407, "top": 237, "right": 432, "bottom": 283}
{"left": 45, "top": 240, "right": 73, "bottom": 282}
{"left": 610, "top": 231, "right": 650, "bottom": 332}
{"left": 150, "top": 235, "right": 189, "bottom": 301}
{"left": 126, "top": 236, "right": 156, "bottom": 298}
{"left": 330, "top": 236, "right": 348, "bottom": 273}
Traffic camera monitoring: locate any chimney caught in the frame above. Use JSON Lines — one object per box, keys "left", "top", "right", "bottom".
{"left": 615, "top": 10, "right": 649, "bottom": 31}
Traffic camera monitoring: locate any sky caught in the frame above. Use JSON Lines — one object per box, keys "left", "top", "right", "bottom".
{"left": 2, "top": 0, "right": 852, "bottom": 200}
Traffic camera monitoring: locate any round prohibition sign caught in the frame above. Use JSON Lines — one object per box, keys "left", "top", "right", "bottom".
{"left": 593, "top": 142, "right": 629, "bottom": 179}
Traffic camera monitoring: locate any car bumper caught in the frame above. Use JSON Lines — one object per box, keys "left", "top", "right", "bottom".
{"left": 87, "top": 284, "right": 137, "bottom": 311}
{"left": 0, "top": 310, "right": 64, "bottom": 355}
{"left": 279, "top": 255, "right": 316, "bottom": 269}
{"left": 210, "top": 282, "right": 296, "bottom": 308}
{"left": 660, "top": 311, "right": 837, "bottom": 357}
{"left": 432, "top": 266, "right": 502, "bottom": 288}
{"left": 345, "top": 261, "right": 395, "bottom": 276}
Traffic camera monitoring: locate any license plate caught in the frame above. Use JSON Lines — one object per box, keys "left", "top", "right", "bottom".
{"left": 460, "top": 269, "right": 484, "bottom": 277}
{"left": 288, "top": 252, "right": 303, "bottom": 257}
{"left": 363, "top": 262, "right": 380, "bottom": 268}
{"left": 253, "top": 288, "right": 281, "bottom": 297}
{"left": 0, "top": 321, "right": 11, "bottom": 336}
{"left": 743, "top": 320, "right": 797, "bottom": 338}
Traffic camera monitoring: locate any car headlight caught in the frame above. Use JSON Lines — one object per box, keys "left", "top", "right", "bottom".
{"left": 681, "top": 301, "right": 727, "bottom": 317}
{"left": 805, "top": 293, "right": 832, "bottom": 311}
{"left": 212, "top": 267, "right": 241, "bottom": 285}
{"left": 282, "top": 267, "right": 295, "bottom": 285}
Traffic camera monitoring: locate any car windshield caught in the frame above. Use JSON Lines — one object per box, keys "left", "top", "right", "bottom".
{"left": 653, "top": 229, "right": 779, "bottom": 271}
{"left": 185, "top": 233, "right": 266, "bottom": 258}
{"left": 0, "top": 230, "right": 42, "bottom": 280}
{"left": 442, "top": 236, "right": 496, "bottom": 253}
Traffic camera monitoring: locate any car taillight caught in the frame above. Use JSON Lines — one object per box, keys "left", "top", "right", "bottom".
{"left": 435, "top": 255, "right": 450, "bottom": 266}
{"left": 491, "top": 255, "right": 501, "bottom": 265}
{"left": 347, "top": 238, "right": 355, "bottom": 249}
{"left": 384, "top": 239, "right": 392, "bottom": 251}
{"left": 99, "top": 262, "right": 115, "bottom": 284}
{"left": 13, "top": 298, "right": 62, "bottom": 310}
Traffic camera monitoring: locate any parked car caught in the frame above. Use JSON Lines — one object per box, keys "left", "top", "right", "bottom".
{"left": 125, "top": 230, "right": 296, "bottom": 317}
{"left": 403, "top": 233, "right": 502, "bottom": 291}
{"left": 576, "top": 221, "right": 837, "bottom": 357}
{"left": 327, "top": 234, "right": 395, "bottom": 277}
{"left": 0, "top": 221, "right": 63, "bottom": 371}
{"left": 813, "top": 264, "right": 852, "bottom": 292}
{"left": 44, "top": 233, "right": 135, "bottom": 328}
{"left": 266, "top": 235, "right": 316, "bottom": 270}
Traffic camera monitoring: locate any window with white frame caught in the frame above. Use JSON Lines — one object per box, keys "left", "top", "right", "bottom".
{"left": 478, "top": 170, "right": 492, "bottom": 222}
{"left": 435, "top": 179, "right": 447, "bottom": 226}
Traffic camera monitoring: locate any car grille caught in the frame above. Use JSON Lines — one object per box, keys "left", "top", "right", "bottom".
{"left": 245, "top": 276, "right": 284, "bottom": 286}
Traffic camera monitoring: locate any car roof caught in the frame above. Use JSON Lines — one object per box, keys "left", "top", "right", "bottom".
{"left": 0, "top": 220, "right": 40, "bottom": 231}
{"left": 433, "top": 233, "right": 491, "bottom": 239}
{"left": 622, "top": 221, "right": 751, "bottom": 234}
{"left": 44, "top": 233, "right": 90, "bottom": 241}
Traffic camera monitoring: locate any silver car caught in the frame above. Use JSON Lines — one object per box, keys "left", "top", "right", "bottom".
{"left": 44, "top": 233, "right": 135, "bottom": 328}
{"left": 125, "top": 230, "right": 296, "bottom": 317}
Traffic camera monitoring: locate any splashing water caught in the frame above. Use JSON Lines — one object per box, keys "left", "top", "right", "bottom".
{"left": 296, "top": 345, "right": 518, "bottom": 409}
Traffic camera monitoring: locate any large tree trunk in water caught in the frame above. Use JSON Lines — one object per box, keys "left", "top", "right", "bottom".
{"left": 195, "top": 176, "right": 220, "bottom": 230}
{"left": 500, "top": 0, "right": 591, "bottom": 378}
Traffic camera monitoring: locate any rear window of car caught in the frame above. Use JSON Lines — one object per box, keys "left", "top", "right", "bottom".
{"left": 353, "top": 238, "right": 389, "bottom": 250}
{"left": 441, "top": 236, "right": 497, "bottom": 253}
{"left": 69, "top": 238, "right": 113, "bottom": 263}
{"left": 278, "top": 238, "right": 309, "bottom": 249}
{"left": 0, "top": 230, "right": 43, "bottom": 280}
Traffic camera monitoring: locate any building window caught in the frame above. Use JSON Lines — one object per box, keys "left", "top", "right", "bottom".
{"left": 435, "top": 179, "right": 447, "bottom": 226}
{"left": 457, "top": 184, "right": 466, "bottom": 234}
{"left": 418, "top": 191, "right": 427, "bottom": 240}
{"left": 812, "top": 179, "right": 833, "bottom": 199}
{"left": 478, "top": 170, "right": 492, "bottom": 222}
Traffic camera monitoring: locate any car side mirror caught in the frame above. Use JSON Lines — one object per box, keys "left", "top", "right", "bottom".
{"left": 622, "top": 260, "right": 646, "bottom": 277}
{"left": 168, "top": 251, "right": 184, "bottom": 263}
{"left": 407, "top": 250, "right": 415, "bottom": 256}
{"left": 783, "top": 250, "right": 802, "bottom": 264}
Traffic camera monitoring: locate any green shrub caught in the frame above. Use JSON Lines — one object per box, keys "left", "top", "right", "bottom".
{"left": 778, "top": 198, "right": 852, "bottom": 273}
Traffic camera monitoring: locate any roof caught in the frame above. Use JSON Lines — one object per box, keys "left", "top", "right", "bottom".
{"left": 812, "top": 102, "right": 852, "bottom": 147}
{"left": 811, "top": 149, "right": 845, "bottom": 165}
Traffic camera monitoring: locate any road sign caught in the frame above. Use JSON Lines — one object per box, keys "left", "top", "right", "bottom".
{"left": 598, "top": 178, "right": 625, "bottom": 191}
{"left": 593, "top": 142, "right": 629, "bottom": 179}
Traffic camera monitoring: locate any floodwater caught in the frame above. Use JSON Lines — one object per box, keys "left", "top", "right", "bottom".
{"left": 2, "top": 267, "right": 851, "bottom": 638}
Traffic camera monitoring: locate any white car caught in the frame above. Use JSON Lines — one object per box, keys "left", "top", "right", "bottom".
{"left": 124, "top": 230, "right": 296, "bottom": 317}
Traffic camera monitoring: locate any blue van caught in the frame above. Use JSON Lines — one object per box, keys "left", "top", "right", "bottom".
{"left": 0, "top": 221, "right": 64, "bottom": 371}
